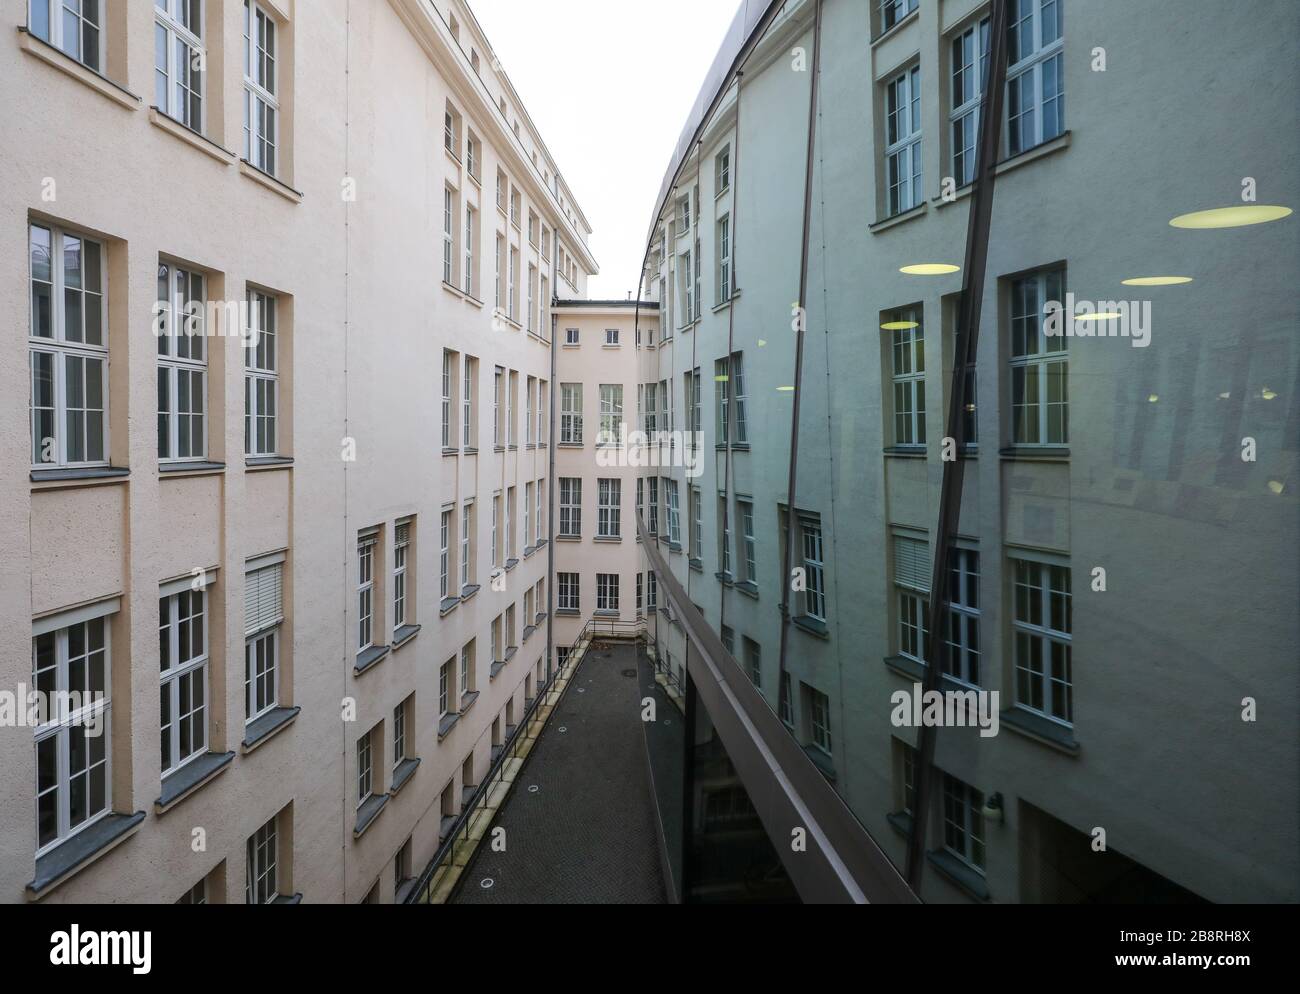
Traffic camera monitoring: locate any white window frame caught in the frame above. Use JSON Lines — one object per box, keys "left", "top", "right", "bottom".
{"left": 244, "top": 559, "right": 283, "bottom": 723}
{"left": 944, "top": 547, "right": 981, "bottom": 686}
{"left": 394, "top": 520, "right": 411, "bottom": 628}
{"left": 560, "top": 383, "right": 583, "bottom": 443}
{"left": 597, "top": 478, "right": 621, "bottom": 539}
{"left": 890, "top": 312, "right": 926, "bottom": 447}
{"left": 32, "top": 613, "right": 112, "bottom": 857}
{"left": 443, "top": 187, "right": 455, "bottom": 285}
{"left": 460, "top": 503, "right": 472, "bottom": 590}
{"left": 740, "top": 500, "right": 756, "bottom": 583}
{"left": 441, "top": 351, "right": 453, "bottom": 449}
{"left": 157, "top": 261, "right": 208, "bottom": 463}
{"left": 29, "top": 224, "right": 108, "bottom": 469}
{"left": 243, "top": 0, "right": 278, "bottom": 174}
{"left": 598, "top": 384, "right": 622, "bottom": 446}
{"left": 559, "top": 478, "right": 581, "bottom": 537}
{"left": 159, "top": 587, "right": 210, "bottom": 777}
{"left": 717, "top": 216, "right": 731, "bottom": 303}
{"left": 596, "top": 573, "right": 619, "bottom": 613}
{"left": 1011, "top": 557, "right": 1073, "bottom": 725}
{"left": 357, "top": 729, "right": 373, "bottom": 806}
{"left": 29, "top": 0, "right": 104, "bottom": 71}
{"left": 949, "top": 16, "right": 990, "bottom": 187}
{"left": 462, "top": 358, "right": 474, "bottom": 448}
{"left": 558, "top": 572, "right": 579, "bottom": 612}
{"left": 465, "top": 204, "right": 476, "bottom": 297}
{"left": 809, "top": 686, "right": 832, "bottom": 754}
{"left": 942, "top": 773, "right": 987, "bottom": 872}
{"left": 666, "top": 480, "right": 681, "bottom": 546}
{"left": 715, "top": 146, "right": 730, "bottom": 195}
{"left": 1006, "top": 0, "right": 1064, "bottom": 157}
{"left": 1010, "top": 269, "right": 1068, "bottom": 445}
{"left": 879, "top": 0, "right": 917, "bottom": 34}
{"left": 885, "top": 64, "right": 922, "bottom": 216}
{"left": 357, "top": 533, "right": 376, "bottom": 651}
{"left": 155, "top": 0, "right": 206, "bottom": 132}
{"left": 801, "top": 516, "right": 826, "bottom": 622}
{"left": 246, "top": 815, "right": 278, "bottom": 903}
{"left": 439, "top": 509, "right": 451, "bottom": 600}
{"left": 245, "top": 288, "right": 278, "bottom": 457}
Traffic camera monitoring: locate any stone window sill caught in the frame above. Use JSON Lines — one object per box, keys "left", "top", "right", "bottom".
{"left": 354, "top": 793, "right": 389, "bottom": 838}
{"left": 31, "top": 465, "right": 129, "bottom": 485}
{"left": 354, "top": 644, "right": 390, "bottom": 676}
{"left": 156, "top": 751, "right": 235, "bottom": 814}
{"left": 927, "top": 848, "right": 990, "bottom": 902}
{"left": 160, "top": 460, "right": 226, "bottom": 477}
{"left": 1000, "top": 706, "right": 1080, "bottom": 756}
{"left": 242, "top": 706, "right": 300, "bottom": 753}
{"left": 150, "top": 107, "right": 237, "bottom": 165}
{"left": 18, "top": 28, "right": 141, "bottom": 111}
{"left": 393, "top": 624, "right": 421, "bottom": 650}
{"left": 390, "top": 757, "right": 421, "bottom": 796}
{"left": 27, "top": 811, "right": 146, "bottom": 899}
{"left": 240, "top": 158, "right": 303, "bottom": 203}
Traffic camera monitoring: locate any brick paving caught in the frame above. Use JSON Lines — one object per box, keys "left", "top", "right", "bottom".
{"left": 452, "top": 641, "right": 669, "bottom": 904}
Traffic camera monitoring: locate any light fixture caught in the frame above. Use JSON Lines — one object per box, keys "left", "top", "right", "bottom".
{"left": 881, "top": 320, "right": 919, "bottom": 331}
{"left": 1169, "top": 205, "right": 1292, "bottom": 229}
{"left": 980, "top": 792, "right": 1004, "bottom": 823}
{"left": 900, "top": 263, "right": 960, "bottom": 275}
{"left": 714, "top": 375, "right": 729, "bottom": 383}
{"left": 1121, "top": 276, "right": 1194, "bottom": 286}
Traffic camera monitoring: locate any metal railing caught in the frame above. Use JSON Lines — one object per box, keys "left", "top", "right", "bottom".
{"left": 405, "top": 616, "right": 646, "bottom": 904}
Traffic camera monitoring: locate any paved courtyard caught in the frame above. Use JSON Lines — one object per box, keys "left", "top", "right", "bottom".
{"left": 452, "top": 642, "right": 668, "bottom": 904}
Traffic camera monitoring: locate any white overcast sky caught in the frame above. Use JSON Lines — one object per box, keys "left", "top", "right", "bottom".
{"left": 469, "top": 0, "right": 741, "bottom": 300}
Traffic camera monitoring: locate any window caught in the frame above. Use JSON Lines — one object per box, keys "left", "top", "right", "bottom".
{"left": 689, "top": 486, "right": 702, "bottom": 560}
{"left": 565, "top": 326, "right": 579, "bottom": 346}
{"left": 743, "top": 637, "right": 761, "bottom": 687}
{"left": 495, "top": 168, "right": 506, "bottom": 212}
{"left": 467, "top": 129, "right": 480, "bottom": 178}
{"left": 245, "top": 815, "right": 278, "bottom": 903}
{"left": 177, "top": 879, "right": 207, "bottom": 904}
{"left": 510, "top": 187, "right": 520, "bottom": 228}
{"left": 160, "top": 588, "right": 209, "bottom": 775}
{"left": 597, "top": 573, "right": 620, "bottom": 613}
{"left": 945, "top": 548, "right": 981, "bottom": 685}
{"left": 507, "top": 371, "right": 517, "bottom": 446}
{"left": 243, "top": 1, "right": 278, "bottom": 173}
{"left": 493, "top": 366, "right": 503, "bottom": 446}
{"left": 943, "top": 773, "right": 986, "bottom": 871}
{"left": 1007, "top": 0, "right": 1064, "bottom": 156}
{"left": 462, "top": 356, "right": 475, "bottom": 448}
{"left": 441, "top": 351, "right": 454, "bottom": 448}
{"left": 244, "top": 559, "right": 283, "bottom": 722}
{"left": 244, "top": 289, "right": 278, "bottom": 457}
{"left": 29, "top": 224, "right": 107, "bottom": 467}
{"left": 394, "top": 520, "right": 411, "bottom": 627}
{"left": 465, "top": 205, "right": 476, "bottom": 296}
{"left": 953, "top": 321, "right": 978, "bottom": 446}
{"left": 879, "top": 0, "right": 917, "bottom": 33}
{"left": 739, "top": 500, "right": 756, "bottom": 583}
{"left": 536, "top": 382, "right": 547, "bottom": 445}
{"left": 559, "top": 478, "right": 581, "bottom": 537}
{"left": 155, "top": 0, "right": 205, "bottom": 130}
{"left": 890, "top": 310, "right": 926, "bottom": 447}
{"left": 490, "top": 496, "right": 500, "bottom": 567}
{"left": 525, "top": 378, "right": 535, "bottom": 445}
{"left": 357, "top": 532, "right": 376, "bottom": 651}
{"left": 528, "top": 209, "right": 539, "bottom": 246}
{"left": 721, "top": 626, "right": 735, "bottom": 655}
{"left": 598, "top": 479, "right": 621, "bottom": 538}
{"left": 157, "top": 262, "right": 207, "bottom": 461}
{"left": 508, "top": 248, "right": 518, "bottom": 321}
{"left": 800, "top": 514, "right": 826, "bottom": 621}
{"left": 666, "top": 480, "right": 681, "bottom": 546}
{"left": 556, "top": 379, "right": 582, "bottom": 441}
{"left": 719, "top": 497, "right": 732, "bottom": 577}
{"left": 490, "top": 616, "right": 501, "bottom": 663}
{"left": 460, "top": 641, "right": 475, "bottom": 695}
{"left": 646, "top": 571, "right": 658, "bottom": 610}
{"left": 643, "top": 382, "right": 658, "bottom": 436}
{"left": 715, "top": 145, "right": 730, "bottom": 195}
{"left": 717, "top": 216, "right": 731, "bottom": 302}
{"left": 506, "top": 486, "right": 517, "bottom": 559}
{"left": 524, "top": 482, "right": 533, "bottom": 546}
{"left": 443, "top": 187, "right": 455, "bottom": 285}
{"left": 677, "top": 194, "right": 691, "bottom": 232}
{"left": 808, "top": 685, "right": 832, "bottom": 754}
{"left": 32, "top": 613, "right": 111, "bottom": 854}
{"left": 1010, "top": 269, "right": 1068, "bottom": 445}
{"left": 460, "top": 503, "right": 472, "bottom": 590}
{"left": 393, "top": 698, "right": 409, "bottom": 766}
{"left": 357, "top": 728, "right": 374, "bottom": 805}
{"left": 646, "top": 477, "right": 659, "bottom": 535}
{"left": 950, "top": 16, "right": 990, "bottom": 186}
{"left": 527, "top": 265, "right": 536, "bottom": 332}
{"left": 395, "top": 837, "right": 413, "bottom": 893}
{"left": 686, "top": 368, "right": 702, "bottom": 448}
{"left": 678, "top": 251, "right": 695, "bottom": 325}
{"left": 598, "top": 384, "right": 622, "bottom": 445}
{"left": 715, "top": 353, "right": 748, "bottom": 444}
{"left": 439, "top": 509, "right": 452, "bottom": 599}
{"left": 895, "top": 534, "right": 931, "bottom": 663}
{"left": 1012, "top": 557, "right": 1072, "bottom": 724}
{"left": 605, "top": 327, "right": 620, "bottom": 346}
{"left": 534, "top": 479, "right": 544, "bottom": 543}
{"left": 885, "top": 65, "right": 922, "bottom": 216}
{"left": 558, "top": 572, "right": 580, "bottom": 611}
{"left": 494, "top": 234, "right": 504, "bottom": 309}
{"left": 443, "top": 101, "right": 461, "bottom": 158}
{"left": 439, "top": 658, "right": 454, "bottom": 718}
{"left": 29, "top": 0, "right": 102, "bottom": 70}
{"left": 779, "top": 672, "right": 793, "bottom": 728}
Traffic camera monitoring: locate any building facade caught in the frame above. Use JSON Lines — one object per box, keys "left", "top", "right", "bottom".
{"left": 635, "top": 0, "right": 1298, "bottom": 903}
{"left": 1, "top": 0, "right": 596, "bottom": 903}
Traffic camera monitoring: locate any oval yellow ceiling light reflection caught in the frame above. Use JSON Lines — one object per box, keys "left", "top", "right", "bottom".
{"left": 1169, "top": 205, "right": 1293, "bottom": 229}
{"left": 1148, "top": 395, "right": 1159, "bottom": 403}
{"left": 881, "top": 321, "right": 919, "bottom": 331}
{"left": 1121, "top": 276, "right": 1194, "bottom": 286}
{"left": 900, "top": 263, "right": 961, "bottom": 275}
{"left": 1268, "top": 481, "right": 1285, "bottom": 495}
{"left": 777, "top": 386, "right": 795, "bottom": 393}
{"left": 1075, "top": 312, "right": 1124, "bottom": 322}
{"left": 1262, "top": 388, "right": 1277, "bottom": 400}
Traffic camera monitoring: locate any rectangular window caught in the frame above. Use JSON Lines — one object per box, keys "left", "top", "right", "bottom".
{"left": 534, "top": 479, "right": 544, "bottom": 543}
{"left": 494, "top": 234, "right": 504, "bottom": 309}
{"left": 459, "top": 502, "right": 473, "bottom": 590}
{"left": 160, "top": 588, "right": 209, "bottom": 776}
{"left": 357, "top": 728, "right": 374, "bottom": 804}
{"left": 493, "top": 366, "right": 503, "bottom": 446}
{"left": 441, "top": 350, "right": 453, "bottom": 449}
{"left": 466, "top": 132, "right": 480, "bottom": 180}
{"left": 31, "top": 0, "right": 102, "bottom": 70}
{"left": 491, "top": 496, "right": 500, "bottom": 567}
{"left": 689, "top": 486, "right": 702, "bottom": 560}
{"left": 596, "top": 573, "right": 620, "bottom": 612}
{"left": 598, "top": 478, "right": 621, "bottom": 538}
{"left": 714, "top": 353, "right": 748, "bottom": 444}
{"left": 460, "top": 642, "right": 475, "bottom": 696}
{"left": 889, "top": 310, "right": 926, "bottom": 447}
{"left": 32, "top": 613, "right": 112, "bottom": 854}
{"left": 678, "top": 251, "right": 695, "bottom": 325}
{"left": 808, "top": 685, "right": 832, "bottom": 754}
{"left": 719, "top": 497, "right": 732, "bottom": 577}
{"left": 527, "top": 265, "right": 536, "bottom": 332}
{"left": 526, "top": 378, "right": 535, "bottom": 445}
{"left": 646, "top": 477, "right": 659, "bottom": 535}
{"left": 779, "top": 672, "right": 793, "bottom": 728}
{"left": 357, "top": 532, "right": 375, "bottom": 651}
{"left": 439, "top": 658, "right": 454, "bottom": 718}
{"left": 29, "top": 224, "right": 107, "bottom": 467}
{"left": 245, "top": 560, "right": 282, "bottom": 722}
{"left": 880, "top": 0, "right": 918, "bottom": 33}
{"left": 559, "top": 478, "right": 581, "bottom": 537}
{"left": 743, "top": 637, "right": 761, "bottom": 687}
{"left": 462, "top": 356, "right": 475, "bottom": 448}
{"left": 598, "top": 384, "right": 623, "bottom": 445}
{"left": 885, "top": 65, "right": 922, "bottom": 216}
{"left": 246, "top": 815, "right": 278, "bottom": 903}
{"left": 560, "top": 383, "right": 583, "bottom": 443}
{"left": 953, "top": 321, "right": 979, "bottom": 446}
{"left": 717, "top": 216, "right": 731, "bottom": 303}
{"left": 1010, "top": 269, "right": 1067, "bottom": 445}
{"left": 507, "top": 371, "right": 517, "bottom": 446}
{"left": 537, "top": 382, "right": 547, "bottom": 446}
{"left": 243, "top": 1, "right": 278, "bottom": 174}
{"left": 524, "top": 482, "right": 533, "bottom": 547}
{"left": 739, "top": 500, "right": 756, "bottom": 583}
{"left": 465, "top": 205, "right": 476, "bottom": 296}
{"left": 715, "top": 145, "right": 730, "bottom": 195}
{"left": 646, "top": 570, "right": 658, "bottom": 610}
{"left": 943, "top": 773, "right": 987, "bottom": 871}
{"left": 439, "top": 509, "right": 452, "bottom": 599}
{"left": 565, "top": 326, "right": 579, "bottom": 346}
{"left": 605, "top": 327, "right": 620, "bottom": 346}
{"left": 394, "top": 520, "right": 411, "bottom": 628}
{"left": 945, "top": 548, "right": 981, "bottom": 686}
{"left": 508, "top": 248, "right": 519, "bottom": 323}
{"left": 895, "top": 534, "right": 931, "bottom": 663}
{"left": 157, "top": 262, "right": 207, "bottom": 461}
{"left": 1007, "top": 0, "right": 1064, "bottom": 156}
{"left": 950, "top": 16, "right": 990, "bottom": 186}
{"left": 558, "top": 572, "right": 580, "bottom": 611}
{"left": 506, "top": 487, "right": 516, "bottom": 559}
{"left": 244, "top": 289, "right": 278, "bottom": 457}
{"left": 1012, "top": 557, "right": 1072, "bottom": 724}
{"left": 443, "top": 187, "right": 455, "bottom": 285}
{"left": 666, "top": 480, "right": 681, "bottom": 546}
{"left": 155, "top": 0, "right": 205, "bottom": 130}
{"left": 800, "top": 515, "right": 826, "bottom": 622}
{"left": 393, "top": 699, "right": 409, "bottom": 766}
